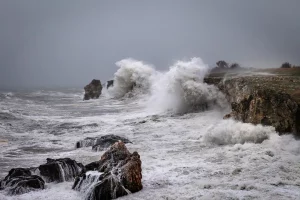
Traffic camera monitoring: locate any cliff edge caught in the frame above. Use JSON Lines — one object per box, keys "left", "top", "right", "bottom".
{"left": 204, "top": 68, "right": 300, "bottom": 135}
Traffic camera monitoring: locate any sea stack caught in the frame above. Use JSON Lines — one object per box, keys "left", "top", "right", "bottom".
{"left": 84, "top": 79, "right": 102, "bottom": 100}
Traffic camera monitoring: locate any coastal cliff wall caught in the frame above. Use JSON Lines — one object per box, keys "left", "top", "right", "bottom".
{"left": 204, "top": 75, "right": 300, "bottom": 135}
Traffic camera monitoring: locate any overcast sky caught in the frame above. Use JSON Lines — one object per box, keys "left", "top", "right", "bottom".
{"left": 1, "top": 0, "right": 300, "bottom": 89}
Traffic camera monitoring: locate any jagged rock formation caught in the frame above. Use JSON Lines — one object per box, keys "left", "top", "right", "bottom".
{"left": 84, "top": 79, "right": 102, "bottom": 100}
{"left": 39, "top": 158, "right": 84, "bottom": 182}
{"left": 107, "top": 80, "right": 114, "bottom": 89}
{"left": 73, "top": 141, "right": 142, "bottom": 200}
{"left": 76, "top": 134, "right": 131, "bottom": 151}
{"left": 0, "top": 168, "right": 45, "bottom": 195}
{"left": 204, "top": 75, "right": 300, "bottom": 135}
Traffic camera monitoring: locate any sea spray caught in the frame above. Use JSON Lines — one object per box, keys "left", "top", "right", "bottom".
{"left": 148, "top": 57, "right": 228, "bottom": 113}
{"left": 108, "top": 58, "right": 156, "bottom": 98}
{"left": 203, "top": 119, "right": 275, "bottom": 145}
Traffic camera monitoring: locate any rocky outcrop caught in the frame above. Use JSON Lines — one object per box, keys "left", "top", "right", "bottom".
{"left": 84, "top": 79, "right": 102, "bottom": 100}
{"left": 73, "top": 141, "right": 142, "bottom": 200}
{"left": 107, "top": 80, "right": 114, "bottom": 89}
{"left": 204, "top": 75, "right": 300, "bottom": 135}
{"left": 39, "top": 158, "right": 84, "bottom": 182}
{"left": 76, "top": 134, "right": 131, "bottom": 151}
{"left": 0, "top": 168, "right": 45, "bottom": 195}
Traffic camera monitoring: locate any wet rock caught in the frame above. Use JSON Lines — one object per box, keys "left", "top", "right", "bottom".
{"left": 39, "top": 158, "right": 84, "bottom": 182}
{"left": 265, "top": 150, "right": 275, "bottom": 157}
{"left": 0, "top": 168, "right": 45, "bottom": 195}
{"left": 73, "top": 141, "right": 142, "bottom": 200}
{"left": 76, "top": 134, "right": 131, "bottom": 151}
{"left": 84, "top": 79, "right": 102, "bottom": 100}
{"left": 232, "top": 168, "right": 242, "bottom": 175}
{"left": 107, "top": 80, "right": 114, "bottom": 89}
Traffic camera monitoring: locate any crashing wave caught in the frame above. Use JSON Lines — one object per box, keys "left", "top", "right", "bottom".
{"left": 148, "top": 57, "right": 228, "bottom": 113}
{"left": 108, "top": 58, "right": 156, "bottom": 98}
{"left": 203, "top": 119, "right": 275, "bottom": 145}
{"left": 107, "top": 57, "right": 228, "bottom": 113}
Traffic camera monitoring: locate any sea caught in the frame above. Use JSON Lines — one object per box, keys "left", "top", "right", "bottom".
{"left": 1, "top": 58, "right": 300, "bottom": 200}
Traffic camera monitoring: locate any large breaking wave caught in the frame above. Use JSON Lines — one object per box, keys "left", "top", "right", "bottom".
{"left": 108, "top": 58, "right": 156, "bottom": 98}
{"left": 108, "top": 57, "right": 228, "bottom": 113}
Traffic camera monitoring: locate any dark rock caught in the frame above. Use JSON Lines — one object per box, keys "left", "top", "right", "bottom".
{"left": 39, "top": 158, "right": 84, "bottom": 182}
{"left": 73, "top": 141, "right": 142, "bottom": 200}
{"left": 76, "top": 134, "right": 131, "bottom": 151}
{"left": 0, "top": 168, "right": 45, "bottom": 195}
{"left": 84, "top": 79, "right": 103, "bottom": 100}
{"left": 107, "top": 80, "right": 114, "bottom": 89}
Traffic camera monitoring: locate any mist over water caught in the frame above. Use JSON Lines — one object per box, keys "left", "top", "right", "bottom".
{"left": 1, "top": 57, "right": 300, "bottom": 199}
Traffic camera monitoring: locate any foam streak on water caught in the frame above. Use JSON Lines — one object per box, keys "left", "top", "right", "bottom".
{"left": 1, "top": 58, "right": 300, "bottom": 199}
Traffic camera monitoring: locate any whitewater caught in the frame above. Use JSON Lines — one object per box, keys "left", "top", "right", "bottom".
{"left": 0, "top": 57, "right": 300, "bottom": 200}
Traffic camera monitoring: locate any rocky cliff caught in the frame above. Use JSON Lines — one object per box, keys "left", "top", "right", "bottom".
{"left": 204, "top": 70, "right": 300, "bottom": 135}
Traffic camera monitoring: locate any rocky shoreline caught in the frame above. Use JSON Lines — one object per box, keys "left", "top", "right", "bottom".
{"left": 204, "top": 72, "right": 300, "bottom": 136}
{"left": 0, "top": 140, "right": 142, "bottom": 200}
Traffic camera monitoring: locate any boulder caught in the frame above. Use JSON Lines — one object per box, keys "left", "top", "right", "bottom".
{"left": 76, "top": 134, "right": 131, "bottom": 151}
{"left": 107, "top": 80, "right": 114, "bottom": 89}
{"left": 84, "top": 79, "right": 102, "bottom": 100}
{"left": 0, "top": 168, "right": 45, "bottom": 195}
{"left": 38, "top": 158, "right": 84, "bottom": 182}
{"left": 73, "top": 141, "right": 142, "bottom": 200}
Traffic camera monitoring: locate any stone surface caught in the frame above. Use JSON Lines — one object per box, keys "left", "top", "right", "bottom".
{"left": 39, "top": 158, "right": 84, "bottom": 182}
{"left": 76, "top": 134, "right": 131, "bottom": 151}
{"left": 107, "top": 80, "right": 114, "bottom": 89}
{"left": 0, "top": 168, "right": 45, "bottom": 195}
{"left": 84, "top": 79, "right": 102, "bottom": 100}
{"left": 73, "top": 141, "right": 142, "bottom": 200}
{"left": 204, "top": 74, "right": 300, "bottom": 135}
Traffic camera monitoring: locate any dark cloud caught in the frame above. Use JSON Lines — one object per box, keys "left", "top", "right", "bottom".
{"left": 1, "top": 0, "right": 300, "bottom": 89}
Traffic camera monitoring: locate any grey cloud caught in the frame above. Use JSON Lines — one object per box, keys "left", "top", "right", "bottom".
{"left": 0, "top": 0, "right": 300, "bottom": 89}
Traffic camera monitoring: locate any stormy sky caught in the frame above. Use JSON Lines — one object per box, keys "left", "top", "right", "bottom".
{"left": 1, "top": 0, "right": 300, "bottom": 89}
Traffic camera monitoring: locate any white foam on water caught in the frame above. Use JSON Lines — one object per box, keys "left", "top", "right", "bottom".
{"left": 1, "top": 57, "right": 300, "bottom": 199}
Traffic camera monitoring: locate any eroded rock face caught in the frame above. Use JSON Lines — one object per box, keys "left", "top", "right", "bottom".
{"left": 205, "top": 76, "right": 300, "bottom": 135}
{"left": 76, "top": 134, "right": 131, "bottom": 151}
{"left": 73, "top": 141, "right": 142, "bottom": 200}
{"left": 39, "top": 158, "right": 84, "bottom": 182}
{"left": 0, "top": 168, "right": 45, "bottom": 195}
{"left": 84, "top": 79, "right": 102, "bottom": 100}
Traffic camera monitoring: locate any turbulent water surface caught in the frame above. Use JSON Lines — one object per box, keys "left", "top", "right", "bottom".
{"left": 1, "top": 58, "right": 300, "bottom": 200}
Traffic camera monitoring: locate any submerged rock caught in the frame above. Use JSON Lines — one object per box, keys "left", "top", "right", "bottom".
{"left": 84, "top": 79, "right": 102, "bottom": 100}
{"left": 73, "top": 141, "right": 142, "bottom": 200}
{"left": 0, "top": 168, "right": 45, "bottom": 195}
{"left": 38, "top": 158, "right": 84, "bottom": 182}
{"left": 76, "top": 134, "right": 131, "bottom": 151}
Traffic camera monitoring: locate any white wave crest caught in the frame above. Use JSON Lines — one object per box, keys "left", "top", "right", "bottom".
{"left": 203, "top": 119, "right": 275, "bottom": 145}
{"left": 147, "top": 57, "right": 228, "bottom": 113}
{"left": 108, "top": 58, "right": 155, "bottom": 98}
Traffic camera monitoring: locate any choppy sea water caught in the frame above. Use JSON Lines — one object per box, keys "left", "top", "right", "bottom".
{"left": 1, "top": 58, "right": 300, "bottom": 199}
{"left": 1, "top": 89, "right": 300, "bottom": 200}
